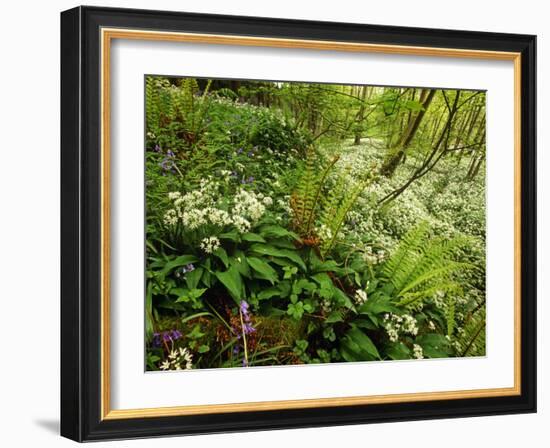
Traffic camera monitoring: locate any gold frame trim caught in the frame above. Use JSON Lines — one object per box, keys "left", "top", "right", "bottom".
{"left": 100, "top": 28, "right": 522, "bottom": 420}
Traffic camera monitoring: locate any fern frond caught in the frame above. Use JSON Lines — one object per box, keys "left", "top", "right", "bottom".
{"left": 382, "top": 222, "right": 469, "bottom": 309}
{"left": 382, "top": 222, "right": 430, "bottom": 287}
{"left": 456, "top": 306, "right": 486, "bottom": 357}
{"left": 320, "top": 178, "right": 369, "bottom": 257}
{"left": 446, "top": 297, "right": 456, "bottom": 337}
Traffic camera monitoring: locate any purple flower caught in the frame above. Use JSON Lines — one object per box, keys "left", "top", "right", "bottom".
{"left": 181, "top": 263, "right": 195, "bottom": 275}
{"left": 240, "top": 176, "right": 255, "bottom": 185}
{"left": 247, "top": 151, "right": 254, "bottom": 157}
{"left": 166, "top": 150, "right": 175, "bottom": 158}
{"left": 159, "top": 158, "right": 174, "bottom": 172}
{"left": 152, "top": 329, "right": 182, "bottom": 348}
{"left": 171, "top": 330, "right": 183, "bottom": 340}
{"left": 152, "top": 333, "right": 162, "bottom": 348}
{"left": 153, "top": 144, "right": 161, "bottom": 153}
{"left": 237, "top": 147, "right": 244, "bottom": 154}
{"left": 240, "top": 300, "right": 250, "bottom": 316}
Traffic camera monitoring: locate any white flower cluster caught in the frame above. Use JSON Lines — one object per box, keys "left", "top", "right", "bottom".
{"left": 163, "top": 178, "right": 272, "bottom": 238}
{"left": 160, "top": 347, "right": 193, "bottom": 371}
{"left": 433, "top": 290, "right": 446, "bottom": 309}
{"left": 200, "top": 236, "right": 221, "bottom": 254}
{"left": 354, "top": 288, "right": 368, "bottom": 305}
{"left": 383, "top": 313, "right": 419, "bottom": 342}
{"left": 413, "top": 343, "right": 424, "bottom": 360}
{"left": 316, "top": 224, "right": 333, "bottom": 242}
{"left": 361, "top": 246, "right": 386, "bottom": 265}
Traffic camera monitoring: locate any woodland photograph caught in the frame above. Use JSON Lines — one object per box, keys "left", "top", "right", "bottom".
{"left": 144, "top": 76, "right": 487, "bottom": 371}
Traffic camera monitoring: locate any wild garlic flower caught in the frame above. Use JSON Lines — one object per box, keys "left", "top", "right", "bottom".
{"left": 200, "top": 236, "right": 221, "bottom": 254}
{"left": 317, "top": 224, "right": 333, "bottom": 242}
{"left": 167, "top": 191, "right": 181, "bottom": 200}
{"left": 384, "top": 313, "right": 419, "bottom": 342}
{"left": 163, "top": 178, "right": 271, "bottom": 236}
{"left": 354, "top": 289, "right": 368, "bottom": 305}
{"left": 159, "top": 347, "right": 193, "bottom": 371}
{"left": 413, "top": 344, "right": 424, "bottom": 360}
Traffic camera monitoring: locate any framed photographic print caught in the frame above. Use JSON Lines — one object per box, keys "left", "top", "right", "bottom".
{"left": 60, "top": 6, "right": 537, "bottom": 442}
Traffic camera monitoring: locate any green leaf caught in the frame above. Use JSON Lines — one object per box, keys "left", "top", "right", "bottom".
{"left": 242, "top": 233, "right": 266, "bottom": 243}
{"left": 187, "top": 324, "right": 205, "bottom": 339}
{"left": 175, "top": 288, "right": 207, "bottom": 303}
{"left": 181, "top": 312, "right": 213, "bottom": 325}
{"left": 310, "top": 256, "right": 340, "bottom": 273}
{"left": 257, "top": 286, "right": 283, "bottom": 301}
{"left": 345, "top": 327, "right": 380, "bottom": 360}
{"left": 385, "top": 342, "right": 411, "bottom": 360}
{"left": 219, "top": 231, "right": 240, "bottom": 242}
{"left": 249, "top": 244, "right": 306, "bottom": 271}
{"left": 198, "top": 344, "right": 210, "bottom": 353}
{"left": 354, "top": 318, "right": 378, "bottom": 330}
{"left": 145, "top": 282, "right": 154, "bottom": 339}
{"left": 185, "top": 267, "right": 204, "bottom": 289}
{"left": 358, "top": 294, "right": 398, "bottom": 315}
{"left": 325, "top": 311, "right": 344, "bottom": 324}
{"left": 259, "top": 224, "right": 299, "bottom": 240}
{"left": 416, "top": 333, "right": 452, "bottom": 358}
{"left": 229, "top": 251, "right": 251, "bottom": 278}
{"left": 214, "top": 266, "right": 244, "bottom": 303}
{"left": 332, "top": 287, "right": 355, "bottom": 310}
{"left": 160, "top": 255, "right": 199, "bottom": 275}
{"left": 287, "top": 301, "right": 305, "bottom": 319}
{"left": 213, "top": 247, "right": 229, "bottom": 268}
{"left": 247, "top": 257, "right": 278, "bottom": 284}
{"left": 292, "top": 278, "right": 317, "bottom": 295}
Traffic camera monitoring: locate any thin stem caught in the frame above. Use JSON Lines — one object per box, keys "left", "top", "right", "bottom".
{"left": 239, "top": 307, "right": 249, "bottom": 367}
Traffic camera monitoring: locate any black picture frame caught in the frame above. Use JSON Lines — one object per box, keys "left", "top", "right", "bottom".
{"left": 61, "top": 5, "right": 536, "bottom": 442}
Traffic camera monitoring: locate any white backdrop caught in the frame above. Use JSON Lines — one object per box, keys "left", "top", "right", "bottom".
{"left": 0, "top": 0, "right": 546, "bottom": 447}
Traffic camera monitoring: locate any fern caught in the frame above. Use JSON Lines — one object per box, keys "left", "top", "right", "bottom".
{"left": 456, "top": 306, "right": 486, "bottom": 357}
{"left": 445, "top": 297, "right": 456, "bottom": 337}
{"left": 319, "top": 179, "right": 369, "bottom": 257}
{"left": 290, "top": 150, "right": 338, "bottom": 237}
{"left": 382, "top": 223, "right": 469, "bottom": 308}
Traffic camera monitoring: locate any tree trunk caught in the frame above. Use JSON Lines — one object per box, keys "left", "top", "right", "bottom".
{"left": 353, "top": 86, "right": 368, "bottom": 145}
{"left": 380, "top": 89, "right": 437, "bottom": 177}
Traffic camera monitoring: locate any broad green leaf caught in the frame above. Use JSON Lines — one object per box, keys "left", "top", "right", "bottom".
{"left": 249, "top": 244, "right": 306, "bottom": 271}
{"left": 175, "top": 288, "right": 207, "bottom": 303}
{"left": 214, "top": 266, "right": 244, "bottom": 303}
{"left": 160, "top": 255, "right": 199, "bottom": 275}
{"left": 257, "top": 286, "right": 283, "bottom": 301}
{"left": 346, "top": 327, "right": 380, "bottom": 360}
{"left": 219, "top": 231, "right": 240, "bottom": 242}
{"left": 242, "top": 233, "right": 266, "bottom": 243}
{"left": 247, "top": 257, "right": 278, "bottom": 284}
{"left": 185, "top": 267, "right": 204, "bottom": 289}
{"left": 229, "top": 252, "right": 251, "bottom": 278}
{"left": 358, "top": 294, "right": 398, "bottom": 315}
{"left": 385, "top": 342, "right": 411, "bottom": 360}
{"left": 325, "top": 311, "right": 343, "bottom": 324}
{"left": 213, "top": 247, "right": 229, "bottom": 268}
{"left": 416, "top": 333, "right": 452, "bottom": 358}
{"left": 259, "top": 224, "right": 299, "bottom": 240}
